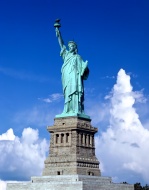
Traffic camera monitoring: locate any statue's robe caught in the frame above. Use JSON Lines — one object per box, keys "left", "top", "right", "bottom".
{"left": 60, "top": 46, "right": 89, "bottom": 114}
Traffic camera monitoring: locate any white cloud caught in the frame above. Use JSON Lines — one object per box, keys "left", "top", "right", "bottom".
{"left": 39, "top": 93, "right": 63, "bottom": 103}
{"left": 0, "top": 128, "right": 48, "bottom": 181}
{"left": 0, "top": 180, "right": 7, "bottom": 190}
{"left": 0, "top": 128, "right": 15, "bottom": 140}
{"left": 132, "top": 89, "right": 147, "bottom": 103}
{"left": 95, "top": 68, "right": 149, "bottom": 184}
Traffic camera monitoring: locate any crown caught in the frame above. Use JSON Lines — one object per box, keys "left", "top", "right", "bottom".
{"left": 68, "top": 41, "right": 77, "bottom": 46}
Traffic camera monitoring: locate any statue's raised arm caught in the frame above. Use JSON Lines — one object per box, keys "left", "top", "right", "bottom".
{"left": 54, "top": 19, "right": 64, "bottom": 49}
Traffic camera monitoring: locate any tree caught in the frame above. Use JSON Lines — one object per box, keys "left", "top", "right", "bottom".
{"left": 134, "top": 183, "right": 143, "bottom": 190}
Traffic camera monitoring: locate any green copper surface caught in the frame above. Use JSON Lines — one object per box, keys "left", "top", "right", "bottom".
{"left": 54, "top": 19, "right": 90, "bottom": 119}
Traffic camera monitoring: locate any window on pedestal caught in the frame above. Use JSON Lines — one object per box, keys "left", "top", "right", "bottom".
{"left": 88, "top": 171, "right": 94, "bottom": 176}
{"left": 88, "top": 135, "right": 90, "bottom": 146}
{"left": 92, "top": 136, "right": 94, "bottom": 146}
{"left": 81, "top": 133, "right": 83, "bottom": 144}
{"left": 85, "top": 134, "right": 87, "bottom": 145}
{"left": 56, "top": 134, "right": 59, "bottom": 144}
{"left": 66, "top": 133, "right": 69, "bottom": 143}
{"left": 61, "top": 133, "right": 64, "bottom": 143}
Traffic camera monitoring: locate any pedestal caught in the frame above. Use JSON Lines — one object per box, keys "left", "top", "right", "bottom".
{"left": 7, "top": 175, "right": 134, "bottom": 190}
{"left": 43, "top": 116, "right": 101, "bottom": 176}
{"left": 6, "top": 117, "right": 134, "bottom": 190}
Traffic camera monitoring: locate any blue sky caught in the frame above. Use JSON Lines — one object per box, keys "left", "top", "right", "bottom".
{"left": 0, "top": 0, "right": 149, "bottom": 188}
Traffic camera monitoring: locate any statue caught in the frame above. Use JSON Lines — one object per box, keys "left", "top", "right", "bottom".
{"left": 54, "top": 19, "right": 89, "bottom": 118}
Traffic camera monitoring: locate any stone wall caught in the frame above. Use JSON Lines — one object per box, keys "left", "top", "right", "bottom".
{"left": 42, "top": 117, "right": 101, "bottom": 176}
{"left": 7, "top": 175, "right": 134, "bottom": 190}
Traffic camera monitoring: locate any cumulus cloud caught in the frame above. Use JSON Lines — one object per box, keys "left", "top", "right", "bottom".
{"left": 0, "top": 128, "right": 15, "bottom": 140}
{"left": 0, "top": 128, "right": 48, "bottom": 181}
{"left": 96, "top": 69, "right": 149, "bottom": 184}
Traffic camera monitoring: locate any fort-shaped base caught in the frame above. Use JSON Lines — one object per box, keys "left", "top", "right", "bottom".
{"left": 6, "top": 117, "right": 134, "bottom": 190}
{"left": 7, "top": 175, "right": 134, "bottom": 190}
{"left": 42, "top": 117, "right": 100, "bottom": 176}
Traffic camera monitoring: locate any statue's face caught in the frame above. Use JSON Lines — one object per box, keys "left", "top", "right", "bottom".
{"left": 68, "top": 43, "right": 76, "bottom": 53}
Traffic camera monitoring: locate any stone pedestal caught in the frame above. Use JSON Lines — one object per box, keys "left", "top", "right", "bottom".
{"left": 6, "top": 117, "right": 134, "bottom": 190}
{"left": 7, "top": 175, "right": 134, "bottom": 190}
{"left": 43, "top": 117, "right": 101, "bottom": 176}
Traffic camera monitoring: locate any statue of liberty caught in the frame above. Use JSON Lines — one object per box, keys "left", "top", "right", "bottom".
{"left": 54, "top": 19, "right": 89, "bottom": 118}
